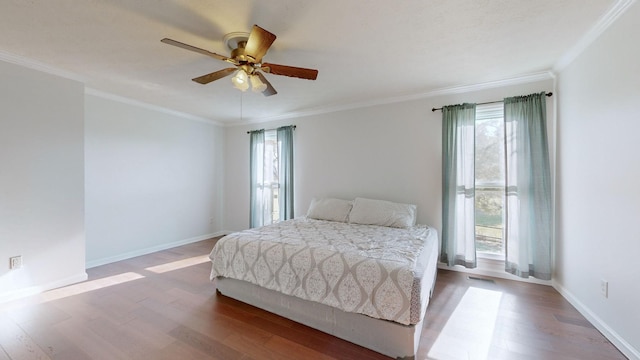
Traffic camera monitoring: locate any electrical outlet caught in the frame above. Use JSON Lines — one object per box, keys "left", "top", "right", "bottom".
{"left": 9, "top": 256, "right": 22, "bottom": 270}
{"left": 600, "top": 279, "right": 608, "bottom": 298}
{"left": 209, "top": 218, "right": 214, "bottom": 224}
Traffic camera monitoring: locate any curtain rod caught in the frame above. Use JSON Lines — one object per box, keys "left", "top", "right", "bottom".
{"left": 431, "top": 92, "right": 553, "bottom": 112}
{"left": 247, "top": 125, "right": 296, "bottom": 134}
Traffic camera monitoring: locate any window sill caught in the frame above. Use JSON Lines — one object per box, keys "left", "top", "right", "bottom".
{"left": 477, "top": 251, "right": 504, "bottom": 261}
{"left": 438, "top": 255, "right": 552, "bottom": 286}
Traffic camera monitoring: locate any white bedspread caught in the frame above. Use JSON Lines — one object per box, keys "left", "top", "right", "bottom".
{"left": 209, "top": 218, "right": 436, "bottom": 325}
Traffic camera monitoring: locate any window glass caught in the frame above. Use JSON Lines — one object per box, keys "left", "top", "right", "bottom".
{"left": 263, "top": 130, "right": 280, "bottom": 224}
{"left": 475, "top": 104, "right": 505, "bottom": 254}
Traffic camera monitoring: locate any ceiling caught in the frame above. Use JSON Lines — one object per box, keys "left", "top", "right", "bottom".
{"left": 0, "top": 0, "right": 615, "bottom": 124}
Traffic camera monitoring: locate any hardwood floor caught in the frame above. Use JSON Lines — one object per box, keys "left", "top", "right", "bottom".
{"left": 0, "top": 238, "right": 626, "bottom": 360}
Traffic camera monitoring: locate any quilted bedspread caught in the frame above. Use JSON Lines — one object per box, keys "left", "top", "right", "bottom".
{"left": 209, "top": 218, "right": 435, "bottom": 325}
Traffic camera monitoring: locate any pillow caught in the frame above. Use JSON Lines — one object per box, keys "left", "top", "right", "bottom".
{"left": 348, "top": 197, "right": 417, "bottom": 228}
{"left": 306, "top": 197, "right": 353, "bottom": 223}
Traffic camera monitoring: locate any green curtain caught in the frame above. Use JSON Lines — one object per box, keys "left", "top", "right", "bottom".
{"left": 277, "top": 125, "right": 295, "bottom": 221}
{"left": 504, "top": 92, "right": 552, "bottom": 280}
{"left": 249, "top": 130, "right": 265, "bottom": 228}
{"left": 441, "top": 103, "right": 477, "bottom": 268}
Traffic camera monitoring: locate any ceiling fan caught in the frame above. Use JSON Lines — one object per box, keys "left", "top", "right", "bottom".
{"left": 161, "top": 25, "right": 318, "bottom": 96}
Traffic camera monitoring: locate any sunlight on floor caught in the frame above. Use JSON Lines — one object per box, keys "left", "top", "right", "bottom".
{"left": 41, "top": 271, "right": 145, "bottom": 302}
{"left": 0, "top": 272, "right": 146, "bottom": 313}
{"left": 427, "top": 287, "right": 503, "bottom": 360}
{"left": 144, "top": 254, "right": 210, "bottom": 274}
{"left": 1, "top": 255, "right": 212, "bottom": 313}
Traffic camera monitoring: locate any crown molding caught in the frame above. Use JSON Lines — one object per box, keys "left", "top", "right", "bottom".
{"left": 0, "top": 49, "right": 220, "bottom": 126}
{"left": 231, "top": 1, "right": 639, "bottom": 127}
{"left": 85, "top": 88, "right": 223, "bottom": 126}
{"left": 553, "top": 0, "right": 636, "bottom": 72}
{"left": 0, "top": 41, "right": 556, "bottom": 129}
{"left": 230, "top": 70, "right": 555, "bottom": 127}
{"left": 422, "top": 71, "right": 554, "bottom": 97}
{"left": 0, "top": 49, "right": 85, "bottom": 82}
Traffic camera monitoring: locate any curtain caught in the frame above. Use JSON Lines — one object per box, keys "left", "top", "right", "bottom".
{"left": 249, "top": 130, "right": 266, "bottom": 228}
{"left": 277, "top": 125, "right": 295, "bottom": 221}
{"left": 441, "top": 103, "right": 477, "bottom": 268}
{"left": 504, "top": 92, "right": 552, "bottom": 280}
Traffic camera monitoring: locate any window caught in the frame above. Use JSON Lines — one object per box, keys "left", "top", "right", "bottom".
{"left": 251, "top": 129, "right": 280, "bottom": 227}
{"left": 249, "top": 126, "right": 294, "bottom": 228}
{"left": 441, "top": 93, "right": 551, "bottom": 278}
{"left": 475, "top": 104, "right": 505, "bottom": 255}
{"left": 261, "top": 129, "right": 280, "bottom": 224}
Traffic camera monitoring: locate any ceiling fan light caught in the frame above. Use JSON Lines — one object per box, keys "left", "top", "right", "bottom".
{"left": 250, "top": 75, "right": 267, "bottom": 92}
{"left": 232, "top": 70, "right": 249, "bottom": 91}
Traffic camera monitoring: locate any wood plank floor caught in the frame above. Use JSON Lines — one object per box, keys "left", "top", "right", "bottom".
{"left": 0, "top": 238, "right": 626, "bottom": 360}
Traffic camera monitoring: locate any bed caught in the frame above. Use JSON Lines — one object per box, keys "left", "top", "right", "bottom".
{"left": 209, "top": 197, "right": 439, "bottom": 359}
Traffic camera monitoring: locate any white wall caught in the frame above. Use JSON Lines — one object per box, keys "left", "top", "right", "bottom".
{"left": 224, "top": 79, "right": 553, "bottom": 234}
{"left": 555, "top": 2, "right": 640, "bottom": 358}
{"left": 0, "top": 60, "right": 86, "bottom": 301}
{"left": 85, "top": 95, "right": 225, "bottom": 267}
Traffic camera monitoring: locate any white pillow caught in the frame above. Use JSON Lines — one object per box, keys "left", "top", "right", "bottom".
{"left": 306, "top": 198, "right": 353, "bottom": 223}
{"left": 348, "top": 197, "right": 417, "bottom": 228}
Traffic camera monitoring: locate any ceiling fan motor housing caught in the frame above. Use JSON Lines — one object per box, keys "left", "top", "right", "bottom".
{"left": 230, "top": 41, "right": 252, "bottom": 63}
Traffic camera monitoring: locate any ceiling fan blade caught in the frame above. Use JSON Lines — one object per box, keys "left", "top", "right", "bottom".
{"left": 261, "top": 63, "right": 318, "bottom": 80}
{"left": 161, "top": 38, "right": 237, "bottom": 64}
{"left": 192, "top": 68, "right": 237, "bottom": 84}
{"left": 244, "top": 25, "right": 276, "bottom": 63}
{"left": 255, "top": 72, "right": 277, "bottom": 96}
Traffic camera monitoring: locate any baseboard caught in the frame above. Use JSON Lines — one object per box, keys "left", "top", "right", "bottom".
{"left": 0, "top": 272, "right": 88, "bottom": 304}
{"left": 441, "top": 263, "right": 638, "bottom": 358}
{"left": 1, "top": 232, "right": 228, "bottom": 305}
{"left": 85, "top": 232, "right": 226, "bottom": 269}
{"left": 437, "top": 259, "right": 553, "bottom": 286}
{"left": 552, "top": 281, "right": 640, "bottom": 360}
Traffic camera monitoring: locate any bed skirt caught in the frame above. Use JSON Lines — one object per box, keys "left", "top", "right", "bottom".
{"left": 216, "top": 276, "right": 433, "bottom": 359}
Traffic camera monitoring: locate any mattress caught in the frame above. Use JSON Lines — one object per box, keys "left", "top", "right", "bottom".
{"left": 209, "top": 217, "right": 438, "bottom": 325}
